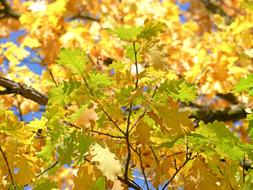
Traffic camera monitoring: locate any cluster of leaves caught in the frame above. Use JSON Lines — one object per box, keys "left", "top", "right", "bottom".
{"left": 1, "top": 0, "right": 253, "bottom": 190}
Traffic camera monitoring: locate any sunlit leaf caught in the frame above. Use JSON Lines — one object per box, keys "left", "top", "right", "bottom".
{"left": 90, "top": 143, "right": 123, "bottom": 180}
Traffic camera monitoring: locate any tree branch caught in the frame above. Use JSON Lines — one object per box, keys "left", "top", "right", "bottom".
{"left": 188, "top": 104, "right": 247, "bottom": 123}
{"left": 135, "top": 147, "right": 150, "bottom": 190}
{"left": 0, "top": 76, "right": 248, "bottom": 124}
{"left": 0, "top": 0, "right": 20, "bottom": 19}
{"left": 0, "top": 76, "right": 48, "bottom": 105}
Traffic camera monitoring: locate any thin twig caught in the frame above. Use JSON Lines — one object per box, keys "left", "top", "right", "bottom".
{"left": 117, "top": 176, "right": 142, "bottom": 190}
{"left": 89, "top": 129, "right": 125, "bottom": 139}
{"left": 129, "top": 86, "right": 158, "bottom": 133}
{"left": 81, "top": 74, "right": 125, "bottom": 135}
{"left": 243, "top": 153, "right": 246, "bottom": 183}
{"left": 149, "top": 145, "right": 159, "bottom": 165}
{"left": 62, "top": 120, "right": 81, "bottom": 129}
{"left": 40, "top": 58, "right": 58, "bottom": 87}
{"left": 136, "top": 148, "right": 150, "bottom": 190}
{"left": 124, "top": 102, "right": 133, "bottom": 180}
{"left": 47, "top": 67, "right": 58, "bottom": 87}
{"left": 161, "top": 142, "right": 197, "bottom": 190}
{"left": 17, "top": 101, "right": 23, "bottom": 121}
{"left": 35, "top": 160, "right": 59, "bottom": 178}
{"left": 133, "top": 41, "right": 139, "bottom": 90}
{"left": 0, "top": 145, "right": 16, "bottom": 189}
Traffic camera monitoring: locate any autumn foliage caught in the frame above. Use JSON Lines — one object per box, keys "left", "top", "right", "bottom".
{"left": 1, "top": 0, "right": 253, "bottom": 189}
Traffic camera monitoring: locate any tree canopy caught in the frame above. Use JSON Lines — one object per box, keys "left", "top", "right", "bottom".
{"left": 1, "top": 0, "right": 253, "bottom": 189}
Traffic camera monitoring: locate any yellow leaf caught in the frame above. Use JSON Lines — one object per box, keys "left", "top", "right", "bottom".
{"left": 184, "top": 158, "right": 220, "bottom": 190}
{"left": 73, "top": 163, "right": 100, "bottom": 190}
{"left": 150, "top": 102, "right": 193, "bottom": 137}
{"left": 90, "top": 143, "right": 123, "bottom": 181}
{"left": 0, "top": 111, "right": 32, "bottom": 144}
{"left": 13, "top": 157, "right": 35, "bottom": 185}
{"left": 134, "top": 120, "right": 150, "bottom": 144}
{"left": 112, "top": 179, "right": 126, "bottom": 190}
{"left": 22, "top": 36, "right": 41, "bottom": 48}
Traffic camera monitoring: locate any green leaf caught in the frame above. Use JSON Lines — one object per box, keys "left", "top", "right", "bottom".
{"left": 194, "top": 121, "right": 244, "bottom": 160}
{"left": 57, "top": 48, "right": 87, "bottom": 75}
{"left": 37, "top": 139, "right": 54, "bottom": 161}
{"left": 88, "top": 72, "right": 113, "bottom": 96}
{"left": 125, "top": 43, "right": 141, "bottom": 61}
{"left": 90, "top": 177, "right": 106, "bottom": 190}
{"left": 138, "top": 20, "right": 166, "bottom": 40}
{"left": 160, "top": 79, "right": 196, "bottom": 103}
{"left": 33, "top": 180, "right": 58, "bottom": 190}
{"left": 78, "top": 133, "right": 93, "bottom": 164}
{"left": 234, "top": 74, "right": 253, "bottom": 94}
{"left": 48, "top": 81, "right": 80, "bottom": 105}
{"left": 58, "top": 131, "right": 93, "bottom": 164}
{"left": 110, "top": 26, "right": 143, "bottom": 41}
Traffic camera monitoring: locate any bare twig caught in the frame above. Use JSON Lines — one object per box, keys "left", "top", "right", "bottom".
{"left": 133, "top": 41, "right": 139, "bottom": 90}
{"left": 35, "top": 160, "right": 59, "bottom": 178}
{"left": 0, "top": 145, "right": 16, "bottom": 189}
{"left": 117, "top": 176, "right": 142, "bottom": 190}
{"left": 124, "top": 102, "right": 133, "bottom": 180}
{"left": 136, "top": 148, "right": 150, "bottom": 190}
{"left": 243, "top": 153, "right": 246, "bottom": 183}
{"left": 81, "top": 74, "right": 125, "bottom": 135}
{"left": 17, "top": 101, "right": 23, "bottom": 121}
{"left": 89, "top": 129, "right": 125, "bottom": 139}
{"left": 129, "top": 86, "right": 158, "bottom": 133}
{"left": 161, "top": 142, "right": 197, "bottom": 190}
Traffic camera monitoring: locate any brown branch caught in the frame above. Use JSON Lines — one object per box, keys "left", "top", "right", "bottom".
{"left": 136, "top": 148, "right": 150, "bottom": 190}
{"left": 117, "top": 176, "right": 142, "bottom": 190}
{"left": 0, "top": 76, "right": 48, "bottom": 105}
{"left": 188, "top": 104, "right": 247, "bottom": 123}
{"left": 161, "top": 154, "right": 197, "bottom": 190}
{"left": 0, "top": 145, "right": 16, "bottom": 189}
{"left": 124, "top": 102, "right": 133, "bottom": 180}
{"left": 124, "top": 41, "right": 141, "bottom": 182}
{"left": 68, "top": 13, "right": 100, "bottom": 22}
{"left": 0, "top": 0, "right": 20, "bottom": 19}
{"left": 17, "top": 100, "right": 23, "bottom": 121}
{"left": 0, "top": 76, "right": 248, "bottom": 124}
